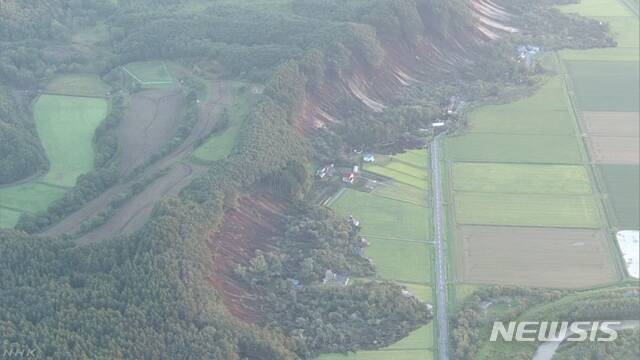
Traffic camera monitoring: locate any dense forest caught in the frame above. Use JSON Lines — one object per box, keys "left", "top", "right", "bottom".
{"left": 0, "top": 87, "right": 46, "bottom": 184}
{"left": 0, "top": 0, "right": 622, "bottom": 358}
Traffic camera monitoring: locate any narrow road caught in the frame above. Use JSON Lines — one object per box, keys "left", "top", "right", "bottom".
{"left": 430, "top": 137, "right": 449, "bottom": 360}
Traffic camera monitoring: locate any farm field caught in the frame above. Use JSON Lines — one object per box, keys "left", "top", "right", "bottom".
{"left": 445, "top": 133, "right": 583, "bottom": 164}
{"left": 0, "top": 94, "right": 107, "bottom": 228}
{"left": 584, "top": 136, "right": 639, "bottom": 164}
{"left": 455, "top": 226, "right": 618, "bottom": 288}
{"left": 323, "top": 149, "right": 434, "bottom": 360}
{"left": 599, "top": 164, "right": 640, "bottom": 229}
{"left": 45, "top": 74, "right": 110, "bottom": 97}
{"left": 331, "top": 189, "right": 429, "bottom": 243}
{"left": 117, "top": 88, "right": 186, "bottom": 175}
{"left": 466, "top": 78, "right": 575, "bottom": 135}
{"left": 0, "top": 208, "right": 22, "bottom": 228}
{"left": 566, "top": 61, "right": 639, "bottom": 112}
{"left": 452, "top": 163, "right": 592, "bottom": 194}
{"left": 122, "top": 61, "right": 173, "bottom": 87}
{"left": 579, "top": 111, "right": 639, "bottom": 136}
{"left": 192, "top": 85, "right": 250, "bottom": 162}
{"left": 35, "top": 95, "right": 108, "bottom": 187}
{"left": 557, "top": 0, "right": 639, "bottom": 235}
{"left": 454, "top": 192, "right": 601, "bottom": 228}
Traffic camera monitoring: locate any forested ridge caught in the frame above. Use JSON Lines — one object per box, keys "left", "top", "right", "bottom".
{"left": 0, "top": 0, "right": 618, "bottom": 358}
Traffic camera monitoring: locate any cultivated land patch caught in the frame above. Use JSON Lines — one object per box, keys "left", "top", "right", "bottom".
{"left": 566, "top": 60, "right": 639, "bottom": 112}
{"left": 558, "top": 0, "right": 633, "bottom": 16}
{"left": 580, "top": 111, "right": 640, "bottom": 164}
{"left": 599, "top": 164, "right": 640, "bottom": 229}
{"left": 445, "top": 133, "right": 583, "bottom": 164}
{"left": 467, "top": 78, "right": 575, "bottom": 135}
{"left": 452, "top": 163, "right": 592, "bottom": 194}
{"left": 122, "top": 61, "right": 173, "bottom": 87}
{"left": 580, "top": 111, "right": 640, "bottom": 137}
{"left": 117, "top": 88, "right": 185, "bottom": 175}
{"left": 45, "top": 74, "right": 110, "bottom": 97}
{"left": 455, "top": 225, "right": 619, "bottom": 288}
{"left": 584, "top": 136, "right": 640, "bottom": 164}
{"left": 331, "top": 189, "right": 429, "bottom": 242}
{"left": 0, "top": 208, "right": 23, "bottom": 228}
{"left": 192, "top": 84, "right": 249, "bottom": 162}
{"left": 454, "top": 192, "right": 601, "bottom": 228}
{"left": 365, "top": 239, "right": 430, "bottom": 283}
{"left": 364, "top": 149, "right": 430, "bottom": 189}
{"left": 35, "top": 95, "right": 108, "bottom": 187}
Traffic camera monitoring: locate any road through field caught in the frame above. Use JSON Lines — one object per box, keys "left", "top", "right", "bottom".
{"left": 430, "top": 137, "right": 449, "bottom": 360}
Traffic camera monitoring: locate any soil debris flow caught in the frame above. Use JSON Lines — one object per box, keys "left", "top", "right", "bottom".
{"left": 431, "top": 137, "right": 449, "bottom": 360}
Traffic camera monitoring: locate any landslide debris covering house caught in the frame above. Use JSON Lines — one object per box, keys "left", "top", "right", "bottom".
{"left": 322, "top": 269, "right": 350, "bottom": 286}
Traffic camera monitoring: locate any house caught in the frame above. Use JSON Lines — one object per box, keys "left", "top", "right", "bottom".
{"left": 316, "top": 164, "right": 335, "bottom": 179}
{"left": 446, "top": 96, "right": 459, "bottom": 114}
{"left": 352, "top": 165, "right": 359, "bottom": 174}
{"left": 348, "top": 215, "right": 360, "bottom": 227}
{"left": 363, "top": 153, "right": 375, "bottom": 163}
{"left": 288, "top": 279, "right": 303, "bottom": 290}
{"left": 322, "top": 269, "right": 350, "bottom": 286}
{"left": 432, "top": 122, "right": 446, "bottom": 128}
{"left": 342, "top": 172, "right": 355, "bottom": 184}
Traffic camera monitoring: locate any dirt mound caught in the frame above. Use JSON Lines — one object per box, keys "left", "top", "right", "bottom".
{"left": 208, "top": 194, "right": 289, "bottom": 323}
{"left": 118, "top": 88, "right": 186, "bottom": 176}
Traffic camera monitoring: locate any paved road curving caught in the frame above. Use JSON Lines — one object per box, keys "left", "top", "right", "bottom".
{"left": 430, "top": 137, "right": 449, "bottom": 360}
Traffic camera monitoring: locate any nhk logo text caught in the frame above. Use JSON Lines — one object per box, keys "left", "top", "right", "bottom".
{"left": 490, "top": 321, "right": 621, "bottom": 342}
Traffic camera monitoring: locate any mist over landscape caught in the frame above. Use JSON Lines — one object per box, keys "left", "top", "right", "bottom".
{"left": 0, "top": 0, "right": 639, "bottom": 359}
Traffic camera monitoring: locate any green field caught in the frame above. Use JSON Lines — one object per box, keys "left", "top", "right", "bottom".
{"left": 364, "top": 150, "right": 429, "bottom": 189}
{"left": 0, "top": 94, "right": 107, "bottom": 228}
{"left": 0, "top": 208, "right": 23, "bottom": 228}
{"left": 46, "top": 74, "right": 110, "bottom": 97}
{"left": 35, "top": 95, "right": 108, "bottom": 187}
{"left": 454, "top": 192, "right": 601, "bottom": 228}
{"left": 445, "top": 133, "right": 583, "bottom": 164}
{"left": 192, "top": 87, "right": 250, "bottom": 162}
{"left": 323, "top": 149, "right": 434, "bottom": 360}
{"left": 599, "top": 164, "right": 640, "bottom": 229}
{"left": 373, "top": 182, "right": 427, "bottom": 206}
{"left": 558, "top": 0, "right": 632, "bottom": 16}
{"left": 566, "top": 61, "right": 639, "bottom": 112}
{"left": 0, "top": 183, "right": 66, "bottom": 217}
{"left": 123, "top": 61, "right": 173, "bottom": 87}
{"left": 331, "top": 189, "right": 429, "bottom": 242}
{"left": 467, "top": 78, "right": 575, "bottom": 135}
{"left": 365, "top": 240, "right": 430, "bottom": 283}
{"left": 317, "top": 322, "right": 434, "bottom": 360}
{"left": 452, "top": 163, "right": 592, "bottom": 194}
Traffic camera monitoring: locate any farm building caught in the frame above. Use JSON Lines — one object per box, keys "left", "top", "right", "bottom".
{"left": 342, "top": 172, "right": 355, "bottom": 184}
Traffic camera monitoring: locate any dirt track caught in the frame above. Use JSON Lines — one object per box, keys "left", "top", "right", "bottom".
{"left": 76, "top": 163, "right": 205, "bottom": 244}
{"left": 42, "top": 80, "right": 233, "bottom": 241}
{"left": 455, "top": 225, "right": 619, "bottom": 288}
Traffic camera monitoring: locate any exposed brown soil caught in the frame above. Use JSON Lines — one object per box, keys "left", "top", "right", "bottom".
{"left": 585, "top": 136, "right": 640, "bottom": 164}
{"left": 117, "top": 88, "right": 186, "bottom": 176}
{"left": 580, "top": 112, "right": 640, "bottom": 137}
{"left": 76, "top": 162, "right": 206, "bottom": 245}
{"left": 455, "top": 225, "right": 619, "bottom": 288}
{"left": 208, "top": 194, "right": 289, "bottom": 323}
